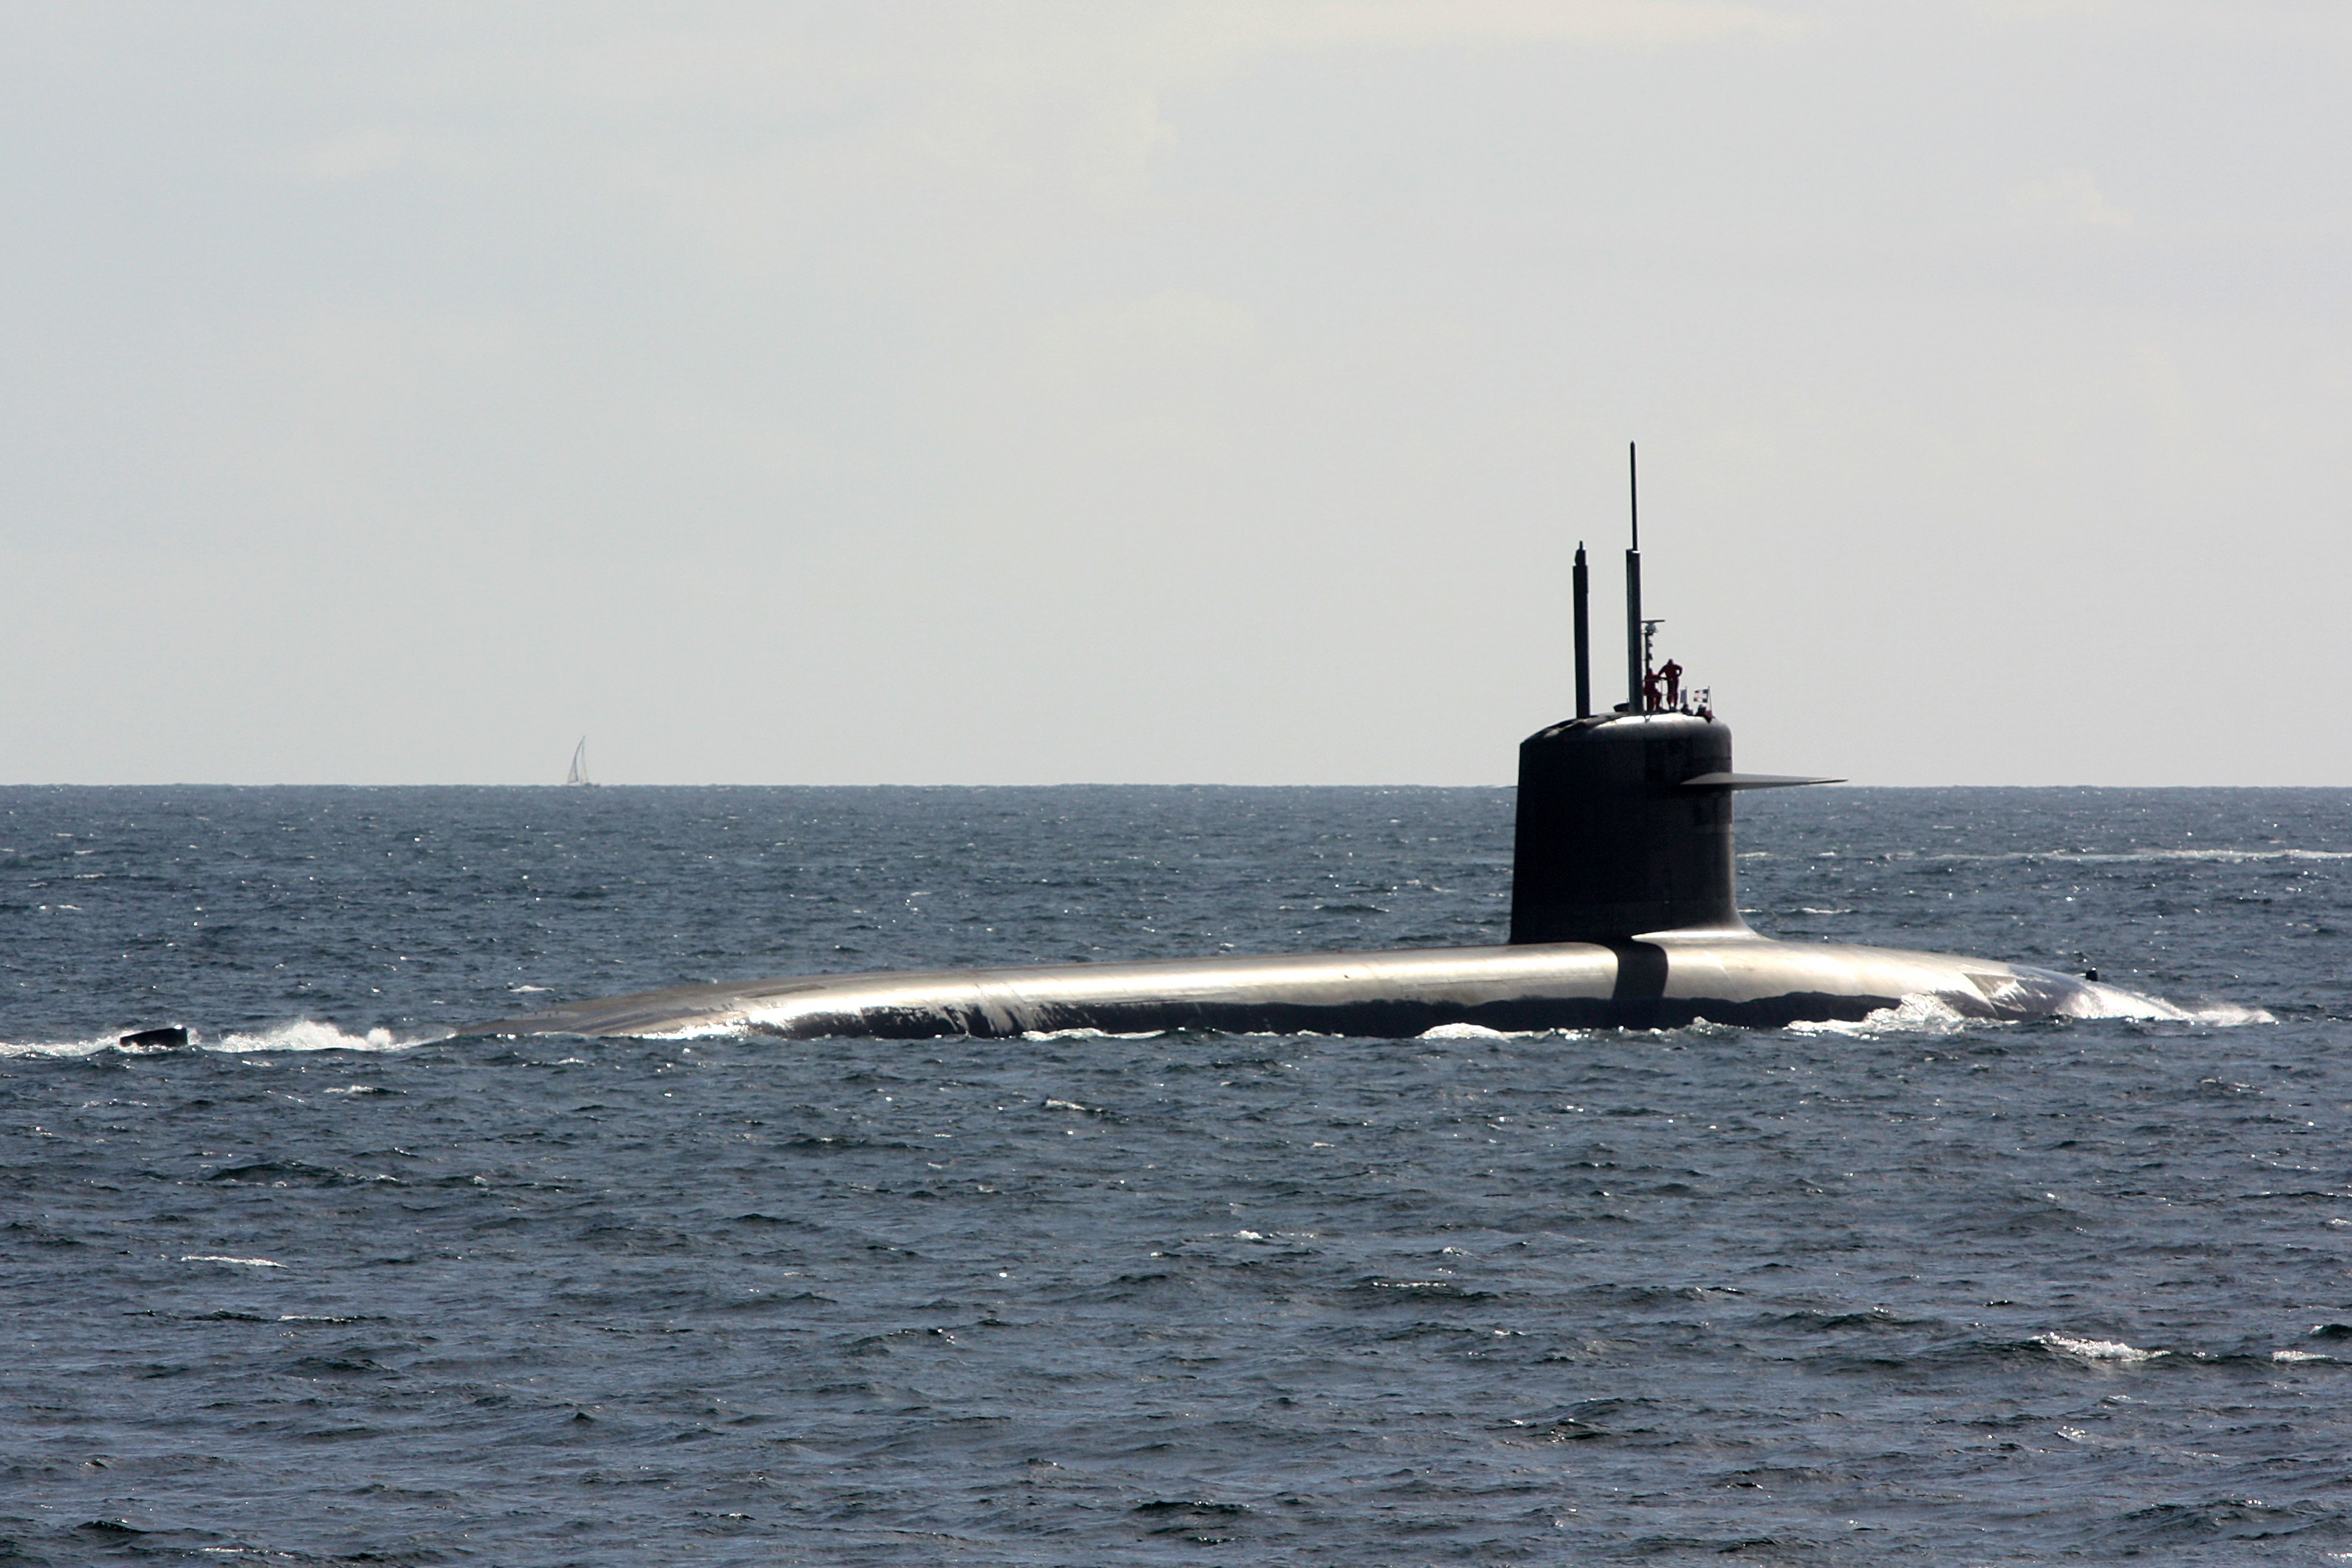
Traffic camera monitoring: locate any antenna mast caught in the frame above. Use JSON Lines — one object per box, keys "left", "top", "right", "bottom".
{"left": 1625, "top": 442, "right": 1643, "bottom": 712}
{"left": 1572, "top": 542, "right": 1591, "bottom": 718}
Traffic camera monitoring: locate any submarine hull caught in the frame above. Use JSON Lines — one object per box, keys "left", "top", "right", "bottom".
{"left": 468, "top": 935, "right": 2178, "bottom": 1041}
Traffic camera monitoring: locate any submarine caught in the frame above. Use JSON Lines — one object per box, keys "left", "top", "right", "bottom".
{"left": 476, "top": 451, "right": 2185, "bottom": 1042}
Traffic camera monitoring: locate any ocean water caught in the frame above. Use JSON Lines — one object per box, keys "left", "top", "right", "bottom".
{"left": 2, "top": 783, "right": 2348, "bottom": 1565}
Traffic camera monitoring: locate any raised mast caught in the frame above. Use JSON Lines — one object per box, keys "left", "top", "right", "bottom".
{"left": 1624, "top": 441, "right": 1643, "bottom": 712}
{"left": 1572, "top": 542, "right": 1591, "bottom": 718}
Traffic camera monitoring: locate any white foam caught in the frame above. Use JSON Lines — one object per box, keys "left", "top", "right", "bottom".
{"left": 2051, "top": 983, "right": 2196, "bottom": 1023}
{"left": 2035, "top": 1332, "right": 2166, "bottom": 1362}
{"left": 2178, "top": 1000, "right": 2276, "bottom": 1027}
{"left": 0, "top": 1034, "right": 131, "bottom": 1060}
{"left": 181, "top": 1255, "right": 286, "bottom": 1269}
{"left": 1021, "top": 1027, "right": 1166, "bottom": 1041}
{"left": 1784, "top": 982, "right": 2270, "bottom": 1035}
{"left": 2051, "top": 982, "right": 2273, "bottom": 1026}
{"left": 637, "top": 1021, "right": 757, "bottom": 1041}
{"left": 2273, "top": 1350, "right": 2335, "bottom": 1363}
{"left": 215, "top": 1020, "right": 405, "bottom": 1053}
{"left": 1, "top": 1019, "right": 417, "bottom": 1059}
{"left": 1417, "top": 1022, "right": 1588, "bottom": 1041}
{"left": 1790, "top": 993, "right": 1985, "bottom": 1038}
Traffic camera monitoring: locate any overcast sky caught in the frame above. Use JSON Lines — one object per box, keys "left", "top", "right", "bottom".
{"left": 3, "top": 1, "right": 2344, "bottom": 785}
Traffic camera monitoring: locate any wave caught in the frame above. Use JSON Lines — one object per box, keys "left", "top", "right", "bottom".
{"left": 216, "top": 1020, "right": 408, "bottom": 1052}
{"left": 1421, "top": 1021, "right": 1575, "bottom": 1041}
{"left": 2035, "top": 1332, "right": 2167, "bottom": 1363}
{"left": 1788, "top": 984, "right": 2271, "bottom": 1037}
{"left": 1414, "top": 986, "right": 2270, "bottom": 1044}
{"left": 1789, "top": 994, "right": 1990, "bottom": 1038}
{"left": 2051, "top": 980, "right": 2273, "bottom": 1026}
{"left": 0, "top": 1018, "right": 412, "bottom": 1059}
{"left": 1022, "top": 1027, "right": 1168, "bottom": 1042}
{"left": 1747, "top": 847, "right": 2351, "bottom": 865}
{"left": 636, "top": 1021, "right": 768, "bottom": 1042}
{"left": 2167, "top": 1000, "right": 2276, "bottom": 1026}
{"left": 1918, "top": 848, "right": 2345, "bottom": 866}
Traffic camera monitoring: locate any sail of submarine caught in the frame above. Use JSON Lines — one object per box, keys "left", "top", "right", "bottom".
{"left": 473, "top": 447, "right": 2188, "bottom": 1041}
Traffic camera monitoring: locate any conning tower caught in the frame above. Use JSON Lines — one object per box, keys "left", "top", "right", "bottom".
{"left": 1509, "top": 445, "right": 1823, "bottom": 945}
{"left": 1509, "top": 712, "right": 1742, "bottom": 943}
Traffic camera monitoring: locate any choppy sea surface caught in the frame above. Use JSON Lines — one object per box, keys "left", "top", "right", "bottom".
{"left": 3, "top": 783, "right": 2349, "bottom": 1566}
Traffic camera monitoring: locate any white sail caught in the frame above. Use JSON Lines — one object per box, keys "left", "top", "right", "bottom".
{"left": 566, "top": 737, "right": 589, "bottom": 786}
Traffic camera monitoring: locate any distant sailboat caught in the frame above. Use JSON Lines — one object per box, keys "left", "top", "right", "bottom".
{"left": 565, "top": 737, "right": 594, "bottom": 787}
